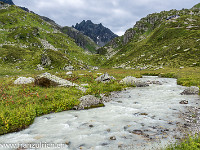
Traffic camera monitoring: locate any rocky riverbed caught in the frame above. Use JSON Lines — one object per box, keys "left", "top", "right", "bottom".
{"left": 0, "top": 76, "right": 199, "bottom": 150}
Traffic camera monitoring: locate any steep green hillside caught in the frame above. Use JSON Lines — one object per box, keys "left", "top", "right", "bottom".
{"left": 0, "top": 4, "right": 99, "bottom": 73}
{"left": 100, "top": 7, "right": 200, "bottom": 69}
{"left": 193, "top": 3, "right": 200, "bottom": 9}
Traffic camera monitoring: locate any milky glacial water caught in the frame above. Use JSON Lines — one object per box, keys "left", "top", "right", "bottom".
{"left": 0, "top": 76, "right": 199, "bottom": 150}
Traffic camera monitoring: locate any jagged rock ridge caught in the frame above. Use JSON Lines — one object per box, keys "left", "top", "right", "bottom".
{"left": 73, "top": 20, "right": 118, "bottom": 47}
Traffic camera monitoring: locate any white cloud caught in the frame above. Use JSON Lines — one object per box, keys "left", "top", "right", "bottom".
{"left": 13, "top": 0, "right": 200, "bottom": 35}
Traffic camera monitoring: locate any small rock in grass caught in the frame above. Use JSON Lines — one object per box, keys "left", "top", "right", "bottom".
{"left": 63, "top": 65, "right": 74, "bottom": 71}
{"left": 95, "top": 73, "right": 115, "bottom": 83}
{"left": 66, "top": 71, "right": 73, "bottom": 75}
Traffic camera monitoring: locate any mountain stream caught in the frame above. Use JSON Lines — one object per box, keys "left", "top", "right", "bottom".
{"left": 0, "top": 76, "right": 199, "bottom": 150}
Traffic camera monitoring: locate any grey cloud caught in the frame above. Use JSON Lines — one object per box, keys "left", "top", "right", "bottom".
{"left": 13, "top": 0, "right": 200, "bottom": 35}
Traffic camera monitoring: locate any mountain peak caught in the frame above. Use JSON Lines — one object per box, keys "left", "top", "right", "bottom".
{"left": 73, "top": 20, "right": 118, "bottom": 47}
{"left": 0, "top": 0, "right": 14, "bottom": 5}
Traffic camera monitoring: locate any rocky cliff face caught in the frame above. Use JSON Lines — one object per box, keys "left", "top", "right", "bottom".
{"left": 122, "top": 10, "right": 179, "bottom": 45}
{"left": 0, "top": 0, "right": 14, "bottom": 5}
{"left": 73, "top": 20, "right": 118, "bottom": 47}
{"left": 40, "top": 16, "right": 61, "bottom": 29}
{"left": 61, "top": 26, "right": 99, "bottom": 53}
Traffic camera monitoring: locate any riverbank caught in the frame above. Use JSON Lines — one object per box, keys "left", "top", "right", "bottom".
{"left": 0, "top": 67, "right": 199, "bottom": 142}
{"left": 0, "top": 76, "right": 199, "bottom": 150}
{"left": 164, "top": 104, "right": 200, "bottom": 150}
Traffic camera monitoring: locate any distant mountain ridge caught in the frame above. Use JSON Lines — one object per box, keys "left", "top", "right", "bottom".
{"left": 73, "top": 20, "right": 118, "bottom": 47}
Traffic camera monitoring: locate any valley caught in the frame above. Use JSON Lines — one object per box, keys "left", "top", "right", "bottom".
{"left": 0, "top": 0, "right": 200, "bottom": 149}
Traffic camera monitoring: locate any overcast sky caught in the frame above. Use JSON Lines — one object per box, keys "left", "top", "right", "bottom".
{"left": 13, "top": 0, "right": 199, "bottom": 35}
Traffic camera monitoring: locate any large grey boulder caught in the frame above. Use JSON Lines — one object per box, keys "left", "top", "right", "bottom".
{"left": 74, "top": 95, "right": 104, "bottom": 110}
{"left": 14, "top": 77, "right": 35, "bottom": 85}
{"left": 181, "top": 86, "right": 199, "bottom": 95}
{"left": 35, "top": 72, "right": 86, "bottom": 92}
{"left": 119, "top": 76, "right": 137, "bottom": 86}
{"left": 95, "top": 73, "right": 115, "bottom": 83}
{"left": 35, "top": 72, "right": 77, "bottom": 87}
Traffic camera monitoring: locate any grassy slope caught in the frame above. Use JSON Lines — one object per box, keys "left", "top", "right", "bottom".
{"left": 0, "top": 5, "right": 100, "bottom": 72}
{"left": 102, "top": 8, "right": 200, "bottom": 68}
{"left": 193, "top": 3, "right": 200, "bottom": 9}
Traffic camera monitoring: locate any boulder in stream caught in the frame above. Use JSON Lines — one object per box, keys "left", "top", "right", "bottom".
{"left": 181, "top": 86, "right": 199, "bottom": 95}
{"left": 74, "top": 95, "right": 104, "bottom": 110}
{"left": 131, "top": 130, "right": 144, "bottom": 135}
{"left": 179, "top": 100, "right": 188, "bottom": 104}
{"left": 110, "top": 136, "right": 116, "bottom": 140}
